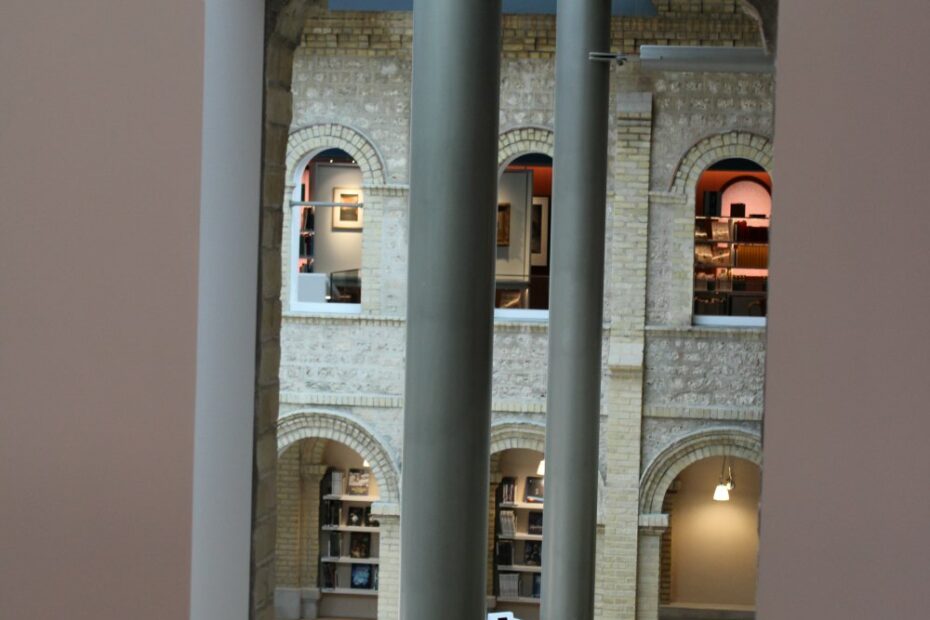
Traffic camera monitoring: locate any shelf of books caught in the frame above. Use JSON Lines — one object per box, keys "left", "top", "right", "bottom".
{"left": 319, "top": 468, "right": 380, "bottom": 597}
{"left": 693, "top": 202, "right": 770, "bottom": 318}
{"left": 297, "top": 203, "right": 315, "bottom": 274}
{"left": 494, "top": 475, "right": 544, "bottom": 609}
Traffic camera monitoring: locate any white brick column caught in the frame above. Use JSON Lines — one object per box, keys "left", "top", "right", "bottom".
{"left": 636, "top": 515, "right": 669, "bottom": 620}
{"left": 598, "top": 92, "right": 653, "bottom": 620}
{"left": 299, "top": 462, "right": 328, "bottom": 588}
{"left": 371, "top": 505, "right": 401, "bottom": 620}
{"left": 361, "top": 185, "right": 409, "bottom": 317}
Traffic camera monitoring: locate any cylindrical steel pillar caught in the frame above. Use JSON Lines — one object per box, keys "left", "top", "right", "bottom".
{"left": 400, "top": 1, "right": 502, "bottom": 619}
{"left": 542, "top": 0, "right": 612, "bottom": 618}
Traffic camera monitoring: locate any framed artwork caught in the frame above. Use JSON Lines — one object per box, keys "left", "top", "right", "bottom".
{"left": 497, "top": 202, "right": 511, "bottom": 246}
{"left": 332, "top": 187, "right": 363, "bottom": 230}
{"left": 524, "top": 476, "right": 545, "bottom": 503}
{"left": 351, "top": 564, "right": 373, "bottom": 589}
{"left": 347, "top": 468, "right": 370, "bottom": 495}
{"left": 530, "top": 196, "right": 550, "bottom": 266}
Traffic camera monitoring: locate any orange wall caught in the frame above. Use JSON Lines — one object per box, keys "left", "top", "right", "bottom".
{"left": 506, "top": 164, "right": 552, "bottom": 197}
{"left": 0, "top": 2, "right": 204, "bottom": 619}
{"left": 695, "top": 170, "right": 771, "bottom": 213}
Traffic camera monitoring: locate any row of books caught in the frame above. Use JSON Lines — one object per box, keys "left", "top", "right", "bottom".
{"left": 499, "top": 510, "right": 518, "bottom": 538}
{"left": 323, "top": 503, "right": 380, "bottom": 529}
{"left": 324, "top": 468, "right": 372, "bottom": 496}
{"left": 298, "top": 233, "right": 314, "bottom": 258}
{"left": 496, "top": 540, "right": 541, "bottom": 566}
{"left": 499, "top": 509, "right": 544, "bottom": 538}
{"left": 301, "top": 207, "right": 315, "bottom": 232}
{"left": 695, "top": 245, "right": 769, "bottom": 269}
{"left": 326, "top": 532, "right": 374, "bottom": 558}
{"left": 695, "top": 219, "right": 769, "bottom": 243}
{"left": 695, "top": 273, "right": 767, "bottom": 293}
{"left": 499, "top": 476, "right": 545, "bottom": 504}
{"left": 498, "top": 573, "right": 541, "bottom": 599}
{"left": 321, "top": 563, "right": 379, "bottom": 590}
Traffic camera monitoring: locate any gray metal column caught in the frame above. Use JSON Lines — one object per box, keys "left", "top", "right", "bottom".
{"left": 400, "top": 1, "right": 502, "bottom": 619}
{"left": 542, "top": 0, "right": 612, "bottom": 619}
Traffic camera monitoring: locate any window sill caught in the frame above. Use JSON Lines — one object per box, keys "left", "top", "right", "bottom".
{"left": 693, "top": 315, "right": 766, "bottom": 328}
{"left": 494, "top": 309, "right": 549, "bottom": 323}
{"left": 288, "top": 302, "right": 362, "bottom": 316}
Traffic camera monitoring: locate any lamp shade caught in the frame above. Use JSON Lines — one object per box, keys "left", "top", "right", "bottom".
{"left": 713, "top": 483, "right": 730, "bottom": 501}
{"left": 536, "top": 459, "right": 545, "bottom": 476}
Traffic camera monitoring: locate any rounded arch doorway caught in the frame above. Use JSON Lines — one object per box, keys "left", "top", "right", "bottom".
{"left": 659, "top": 456, "right": 761, "bottom": 619}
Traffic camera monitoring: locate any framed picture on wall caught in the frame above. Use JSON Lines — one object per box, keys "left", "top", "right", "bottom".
{"left": 332, "top": 187, "right": 363, "bottom": 231}
{"left": 530, "top": 196, "right": 550, "bottom": 266}
{"left": 497, "top": 202, "right": 511, "bottom": 246}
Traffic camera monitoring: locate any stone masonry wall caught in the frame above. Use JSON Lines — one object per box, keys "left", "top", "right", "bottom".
{"left": 273, "top": 3, "right": 774, "bottom": 619}
{"left": 300, "top": 1, "right": 760, "bottom": 59}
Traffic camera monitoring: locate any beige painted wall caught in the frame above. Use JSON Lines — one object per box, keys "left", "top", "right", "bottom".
{"left": 759, "top": 0, "right": 930, "bottom": 617}
{"left": 0, "top": 1, "right": 204, "bottom": 618}
{"left": 669, "top": 458, "right": 760, "bottom": 608}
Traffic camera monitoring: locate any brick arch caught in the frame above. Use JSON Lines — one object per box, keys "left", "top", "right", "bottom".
{"left": 497, "top": 126, "right": 555, "bottom": 170}
{"left": 490, "top": 421, "right": 547, "bottom": 456}
{"left": 669, "top": 130, "right": 773, "bottom": 194}
{"left": 640, "top": 427, "right": 762, "bottom": 514}
{"left": 488, "top": 421, "right": 607, "bottom": 525}
{"left": 277, "top": 411, "right": 400, "bottom": 505}
{"left": 285, "top": 123, "right": 387, "bottom": 187}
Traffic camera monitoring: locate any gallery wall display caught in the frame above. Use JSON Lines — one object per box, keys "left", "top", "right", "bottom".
{"left": 332, "top": 187, "right": 364, "bottom": 231}
{"left": 497, "top": 202, "right": 511, "bottom": 246}
{"left": 530, "top": 196, "right": 549, "bottom": 267}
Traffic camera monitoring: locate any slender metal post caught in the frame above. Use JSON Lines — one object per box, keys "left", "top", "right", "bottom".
{"left": 542, "top": 0, "right": 612, "bottom": 618}
{"left": 400, "top": 1, "right": 502, "bottom": 619}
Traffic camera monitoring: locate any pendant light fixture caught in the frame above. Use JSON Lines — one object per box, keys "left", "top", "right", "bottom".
{"left": 536, "top": 458, "right": 546, "bottom": 476}
{"left": 713, "top": 456, "right": 735, "bottom": 501}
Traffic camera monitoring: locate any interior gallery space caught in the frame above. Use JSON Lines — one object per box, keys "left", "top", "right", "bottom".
{"left": 3, "top": 2, "right": 929, "bottom": 620}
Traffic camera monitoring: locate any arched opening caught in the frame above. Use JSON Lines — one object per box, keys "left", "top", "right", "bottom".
{"left": 659, "top": 456, "right": 761, "bottom": 619}
{"left": 291, "top": 148, "right": 364, "bottom": 310}
{"left": 488, "top": 447, "right": 546, "bottom": 620}
{"left": 495, "top": 153, "right": 553, "bottom": 315}
{"left": 276, "top": 438, "right": 382, "bottom": 620}
{"left": 693, "top": 158, "right": 772, "bottom": 327}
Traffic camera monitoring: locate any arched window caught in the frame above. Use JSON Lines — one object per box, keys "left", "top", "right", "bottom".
{"left": 290, "top": 148, "right": 363, "bottom": 311}
{"left": 496, "top": 153, "right": 553, "bottom": 318}
{"left": 693, "top": 158, "right": 772, "bottom": 327}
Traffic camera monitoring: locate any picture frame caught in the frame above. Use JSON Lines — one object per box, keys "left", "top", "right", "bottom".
{"left": 524, "top": 476, "right": 544, "bottom": 503}
{"left": 497, "top": 202, "right": 511, "bottom": 246}
{"left": 347, "top": 468, "right": 370, "bottom": 496}
{"left": 351, "top": 564, "right": 373, "bottom": 589}
{"left": 332, "top": 187, "right": 363, "bottom": 231}
{"left": 530, "top": 196, "right": 550, "bottom": 266}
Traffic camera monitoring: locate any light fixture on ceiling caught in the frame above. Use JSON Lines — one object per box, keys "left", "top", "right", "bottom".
{"left": 536, "top": 458, "right": 545, "bottom": 476}
{"left": 363, "top": 459, "right": 370, "bottom": 468}
{"left": 713, "top": 456, "right": 735, "bottom": 502}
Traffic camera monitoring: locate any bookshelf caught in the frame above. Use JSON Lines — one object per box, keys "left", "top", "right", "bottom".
{"left": 319, "top": 468, "right": 380, "bottom": 598}
{"left": 693, "top": 214, "right": 770, "bottom": 319}
{"left": 297, "top": 203, "right": 315, "bottom": 274}
{"left": 493, "top": 475, "right": 544, "bottom": 610}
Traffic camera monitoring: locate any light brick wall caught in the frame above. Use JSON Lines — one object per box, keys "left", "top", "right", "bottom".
{"left": 268, "top": 3, "right": 776, "bottom": 619}
{"left": 373, "top": 513, "right": 400, "bottom": 620}
{"left": 299, "top": 1, "right": 761, "bottom": 58}
{"left": 275, "top": 445, "right": 302, "bottom": 587}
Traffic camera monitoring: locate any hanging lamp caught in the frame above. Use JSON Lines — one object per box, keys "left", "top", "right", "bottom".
{"left": 713, "top": 456, "right": 735, "bottom": 501}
